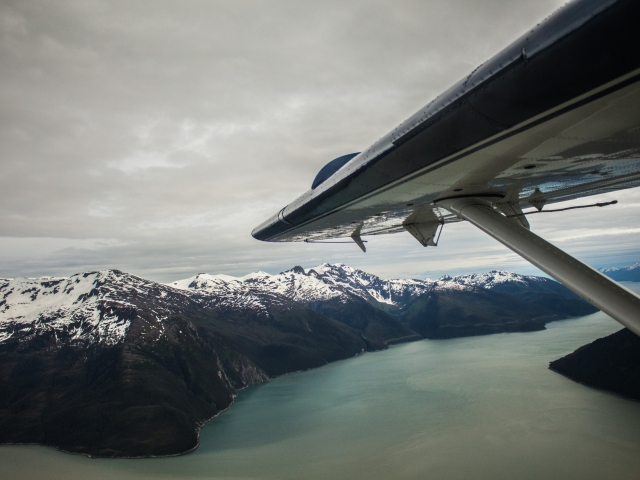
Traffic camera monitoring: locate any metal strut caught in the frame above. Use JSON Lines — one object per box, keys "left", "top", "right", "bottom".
{"left": 437, "top": 196, "right": 640, "bottom": 337}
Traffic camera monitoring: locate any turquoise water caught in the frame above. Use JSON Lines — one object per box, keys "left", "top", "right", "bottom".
{"left": 2, "top": 311, "right": 640, "bottom": 479}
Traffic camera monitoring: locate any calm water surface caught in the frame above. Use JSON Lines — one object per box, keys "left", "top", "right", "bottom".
{"left": 3, "top": 309, "right": 640, "bottom": 479}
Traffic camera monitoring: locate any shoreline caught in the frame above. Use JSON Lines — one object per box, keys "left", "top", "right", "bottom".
{"left": 0, "top": 340, "right": 397, "bottom": 460}
{"left": 548, "top": 364, "right": 640, "bottom": 404}
{"left": 0, "top": 397, "right": 239, "bottom": 460}
{"left": 0, "top": 313, "right": 598, "bottom": 460}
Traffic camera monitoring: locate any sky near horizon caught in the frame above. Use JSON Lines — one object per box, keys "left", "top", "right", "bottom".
{"left": 2, "top": 0, "right": 639, "bottom": 282}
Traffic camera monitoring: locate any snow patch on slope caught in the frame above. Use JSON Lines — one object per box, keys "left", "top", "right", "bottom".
{"left": 448, "top": 270, "right": 545, "bottom": 289}
{"left": 0, "top": 269, "right": 281, "bottom": 347}
{"left": 0, "top": 271, "right": 134, "bottom": 345}
{"left": 1, "top": 264, "right": 556, "bottom": 348}
{"left": 173, "top": 263, "right": 438, "bottom": 307}
{"left": 173, "top": 264, "right": 552, "bottom": 309}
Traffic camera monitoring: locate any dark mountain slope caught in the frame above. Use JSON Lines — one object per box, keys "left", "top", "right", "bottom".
{"left": 447, "top": 271, "right": 597, "bottom": 319}
{"left": 190, "top": 300, "right": 368, "bottom": 377}
{"left": 301, "top": 294, "right": 419, "bottom": 348}
{"left": 549, "top": 328, "right": 640, "bottom": 402}
{"left": 0, "top": 313, "right": 234, "bottom": 457}
{"left": 0, "top": 271, "right": 367, "bottom": 457}
{"left": 400, "top": 288, "right": 558, "bottom": 338}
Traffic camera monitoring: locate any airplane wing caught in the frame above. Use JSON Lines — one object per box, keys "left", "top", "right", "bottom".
{"left": 252, "top": 0, "right": 640, "bottom": 335}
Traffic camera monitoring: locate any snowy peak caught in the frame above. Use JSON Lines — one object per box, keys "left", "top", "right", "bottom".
{"left": 0, "top": 270, "right": 168, "bottom": 346}
{"left": 599, "top": 267, "right": 620, "bottom": 273}
{"left": 0, "top": 268, "right": 298, "bottom": 348}
{"left": 170, "top": 273, "right": 239, "bottom": 292}
{"left": 241, "top": 271, "right": 271, "bottom": 280}
{"left": 598, "top": 261, "right": 640, "bottom": 282}
{"left": 170, "top": 263, "right": 551, "bottom": 312}
{"left": 1, "top": 268, "right": 292, "bottom": 348}
{"left": 175, "top": 263, "right": 434, "bottom": 308}
{"left": 447, "top": 270, "right": 542, "bottom": 289}
{"left": 599, "top": 262, "right": 640, "bottom": 274}
{"left": 172, "top": 269, "right": 344, "bottom": 304}
{"left": 169, "top": 272, "right": 294, "bottom": 316}
{"left": 2, "top": 264, "right": 564, "bottom": 348}
{"left": 252, "top": 264, "right": 556, "bottom": 306}
{"left": 298, "top": 263, "right": 433, "bottom": 305}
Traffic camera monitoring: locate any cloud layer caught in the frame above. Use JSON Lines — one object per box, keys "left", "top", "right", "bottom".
{"left": 2, "top": 0, "right": 637, "bottom": 281}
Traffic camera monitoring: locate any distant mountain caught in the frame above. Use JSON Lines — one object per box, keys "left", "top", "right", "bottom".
{"left": 169, "top": 264, "right": 424, "bottom": 346}
{"left": 0, "top": 264, "right": 596, "bottom": 458}
{"left": 599, "top": 262, "right": 640, "bottom": 282}
{"left": 170, "top": 264, "right": 595, "bottom": 340}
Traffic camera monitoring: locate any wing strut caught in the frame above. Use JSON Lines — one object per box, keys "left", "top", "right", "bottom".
{"left": 437, "top": 196, "right": 640, "bottom": 336}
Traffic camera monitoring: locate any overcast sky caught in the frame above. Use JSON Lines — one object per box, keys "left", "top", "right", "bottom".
{"left": 2, "top": 0, "right": 639, "bottom": 282}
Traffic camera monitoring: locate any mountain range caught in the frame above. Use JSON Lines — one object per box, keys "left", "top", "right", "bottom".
{"left": 599, "top": 262, "right": 640, "bottom": 282}
{"left": 0, "top": 264, "right": 596, "bottom": 457}
{"left": 170, "top": 264, "right": 595, "bottom": 340}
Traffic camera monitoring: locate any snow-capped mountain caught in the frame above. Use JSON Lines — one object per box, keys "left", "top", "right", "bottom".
{"left": 448, "top": 270, "right": 544, "bottom": 289}
{"left": 170, "top": 264, "right": 550, "bottom": 311}
{"left": 0, "top": 270, "right": 169, "bottom": 346}
{"left": 0, "top": 269, "right": 290, "bottom": 347}
{"left": 0, "top": 267, "right": 372, "bottom": 458}
{"left": 171, "top": 263, "right": 436, "bottom": 309}
{"left": 600, "top": 262, "right": 640, "bottom": 273}
{"left": 599, "top": 262, "right": 640, "bottom": 282}
{"left": 171, "top": 269, "right": 344, "bottom": 304}
{"left": 1, "top": 263, "right": 593, "bottom": 350}
{"left": 169, "top": 263, "right": 596, "bottom": 343}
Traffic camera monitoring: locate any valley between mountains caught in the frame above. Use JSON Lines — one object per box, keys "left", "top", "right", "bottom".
{"left": 0, "top": 264, "right": 596, "bottom": 458}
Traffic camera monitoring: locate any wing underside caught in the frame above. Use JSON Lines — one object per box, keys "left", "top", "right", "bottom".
{"left": 259, "top": 71, "right": 640, "bottom": 243}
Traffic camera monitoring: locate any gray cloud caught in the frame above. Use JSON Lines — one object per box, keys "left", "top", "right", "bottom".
{"left": 4, "top": 0, "right": 636, "bottom": 282}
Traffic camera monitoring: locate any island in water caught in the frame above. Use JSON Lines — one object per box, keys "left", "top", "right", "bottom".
{"left": 548, "top": 262, "right": 640, "bottom": 403}
{"left": 550, "top": 327, "right": 640, "bottom": 402}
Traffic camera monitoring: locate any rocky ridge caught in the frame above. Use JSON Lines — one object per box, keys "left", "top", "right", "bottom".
{"left": 170, "top": 263, "right": 553, "bottom": 312}
{"left": 171, "top": 264, "right": 595, "bottom": 339}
